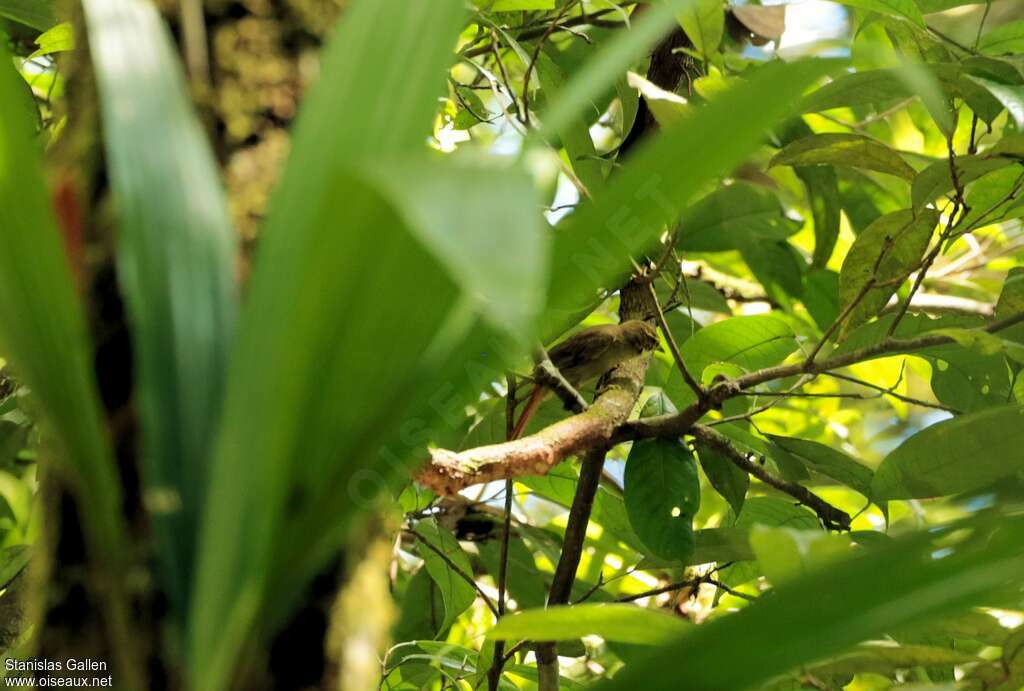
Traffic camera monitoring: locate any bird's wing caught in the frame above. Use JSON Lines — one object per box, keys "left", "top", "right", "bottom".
{"left": 547, "top": 325, "right": 617, "bottom": 381}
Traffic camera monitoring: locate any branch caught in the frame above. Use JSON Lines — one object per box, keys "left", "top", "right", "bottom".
{"left": 419, "top": 311, "right": 1024, "bottom": 491}
{"left": 689, "top": 425, "right": 852, "bottom": 531}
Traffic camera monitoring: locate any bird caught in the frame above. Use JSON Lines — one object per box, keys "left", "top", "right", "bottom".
{"left": 512, "top": 320, "right": 661, "bottom": 439}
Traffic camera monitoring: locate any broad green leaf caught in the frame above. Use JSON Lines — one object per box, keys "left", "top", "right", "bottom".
{"left": 0, "top": 0, "right": 53, "bottom": 30}
{"left": 931, "top": 328, "right": 1024, "bottom": 362}
{"left": 765, "top": 435, "right": 874, "bottom": 499}
{"left": 489, "top": 604, "right": 689, "bottom": 644}
{"left": 625, "top": 438, "right": 700, "bottom": 561}
{"left": 543, "top": 59, "right": 837, "bottom": 336}
{"left": 683, "top": 315, "right": 798, "bottom": 382}
{"left": 0, "top": 43, "right": 126, "bottom": 564}
{"left": 771, "top": 133, "right": 916, "bottom": 180}
{"left": 996, "top": 267, "right": 1024, "bottom": 319}
{"left": 676, "top": 0, "right": 724, "bottom": 58}
{"left": 978, "top": 20, "right": 1024, "bottom": 56}
{"left": 800, "top": 68, "right": 913, "bottom": 114}
{"left": 0, "top": 545, "right": 29, "bottom": 589}
{"left": 803, "top": 268, "right": 841, "bottom": 331}
{"left": 740, "top": 240, "right": 804, "bottom": 301}
{"left": 415, "top": 519, "right": 477, "bottom": 632}
{"left": 749, "top": 526, "right": 853, "bottom": 586}
{"left": 965, "top": 75, "right": 1024, "bottom": 127}
{"left": 838, "top": 208, "right": 940, "bottom": 336}
{"left": 911, "top": 155, "right": 1013, "bottom": 210}
{"left": 715, "top": 423, "right": 810, "bottom": 482}
{"left": 83, "top": 0, "right": 239, "bottom": 613}
{"left": 873, "top": 405, "right": 1024, "bottom": 500}
{"left": 695, "top": 441, "right": 748, "bottom": 516}
{"left": 655, "top": 315, "right": 798, "bottom": 410}
{"left": 393, "top": 569, "right": 448, "bottom": 642}
{"left": 798, "top": 166, "right": 842, "bottom": 267}
{"left": 915, "top": 0, "right": 997, "bottom": 11}
{"left": 719, "top": 497, "right": 820, "bottom": 589}
{"left": 188, "top": 1, "right": 472, "bottom": 687}
{"left": 594, "top": 515, "right": 1024, "bottom": 691}
{"left": 676, "top": 182, "right": 801, "bottom": 252}
{"left": 29, "top": 21, "right": 72, "bottom": 58}
{"left": 829, "top": 0, "right": 925, "bottom": 27}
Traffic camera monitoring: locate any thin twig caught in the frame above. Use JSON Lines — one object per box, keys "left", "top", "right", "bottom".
{"left": 406, "top": 529, "right": 500, "bottom": 618}
{"left": 646, "top": 281, "right": 705, "bottom": 399}
{"left": 690, "top": 425, "right": 852, "bottom": 531}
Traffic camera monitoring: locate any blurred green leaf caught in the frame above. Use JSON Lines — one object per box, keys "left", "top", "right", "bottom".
{"left": 749, "top": 526, "right": 853, "bottom": 586}
{"left": 771, "top": 133, "right": 916, "bottom": 180}
{"left": 188, "top": 1, "right": 475, "bottom": 686}
{"left": 0, "top": 0, "right": 53, "bottom": 31}
{"left": 838, "top": 208, "right": 939, "bottom": 336}
{"left": 800, "top": 68, "right": 913, "bottom": 114}
{"left": 873, "top": 405, "right": 1024, "bottom": 500}
{"left": 625, "top": 438, "right": 700, "bottom": 560}
{"left": 489, "top": 604, "right": 689, "bottom": 644}
{"left": 415, "top": 519, "right": 477, "bottom": 632}
{"left": 676, "top": 183, "right": 801, "bottom": 252}
{"left": 83, "top": 0, "right": 239, "bottom": 613}
{"left": 543, "top": 59, "right": 838, "bottom": 336}
{"left": 0, "top": 42, "right": 125, "bottom": 565}
{"left": 965, "top": 75, "right": 1024, "bottom": 127}
{"left": 473, "top": 0, "right": 554, "bottom": 11}
{"left": 829, "top": 0, "right": 924, "bottom": 27}
{"left": 595, "top": 515, "right": 1024, "bottom": 691}
{"left": 978, "top": 20, "right": 1024, "bottom": 56}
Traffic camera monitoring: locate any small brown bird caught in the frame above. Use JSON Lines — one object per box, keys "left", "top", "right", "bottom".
{"left": 512, "top": 320, "right": 661, "bottom": 439}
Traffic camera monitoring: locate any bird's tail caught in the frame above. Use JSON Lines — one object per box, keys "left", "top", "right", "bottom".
{"left": 511, "top": 384, "right": 546, "bottom": 440}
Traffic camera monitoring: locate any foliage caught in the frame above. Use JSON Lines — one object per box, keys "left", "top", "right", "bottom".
{"left": 1, "top": 0, "right": 1024, "bottom": 689}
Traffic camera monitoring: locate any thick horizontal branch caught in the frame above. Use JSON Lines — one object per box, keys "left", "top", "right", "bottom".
{"left": 417, "top": 311, "right": 1024, "bottom": 492}
{"left": 690, "top": 425, "right": 851, "bottom": 531}
{"left": 417, "top": 355, "right": 648, "bottom": 495}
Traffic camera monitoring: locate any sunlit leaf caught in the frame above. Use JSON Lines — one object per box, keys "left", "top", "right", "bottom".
{"left": 625, "top": 438, "right": 700, "bottom": 560}
{"left": 771, "top": 133, "right": 916, "bottom": 180}
{"left": 489, "top": 604, "right": 689, "bottom": 644}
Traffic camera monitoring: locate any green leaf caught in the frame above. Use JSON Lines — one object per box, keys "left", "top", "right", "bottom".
{"left": 415, "top": 519, "right": 477, "bottom": 632}
{"left": 978, "top": 19, "right": 1024, "bottom": 56}
{"left": 593, "top": 515, "right": 1024, "bottom": 691}
{"left": 797, "top": 166, "right": 842, "bottom": 267}
{"left": 800, "top": 68, "right": 913, "bottom": 114}
{"left": 188, "top": 1, "right": 474, "bottom": 687}
{"left": 996, "top": 266, "right": 1024, "bottom": 319}
{"left": 771, "top": 133, "right": 916, "bottom": 180}
{"left": 627, "top": 70, "right": 690, "bottom": 127}
{"left": 0, "top": 545, "right": 29, "bottom": 589}
{"left": 473, "top": 0, "right": 554, "bottom": 11}
{"left": 676, "top": 182, "right": 801, "bottom": 252}
{"left": 838, "top": 208, "right": 940, "bottom": 335}
{"left": 965, "top": 75, "right": 1024, "bottom": 127}
{"left": 803, "top": 268, "right": 841, "bottom": 331}
{"left": 676, "top": 0, "right": 724, "bottom": 58}
{"left": 543, "top": 58, "right": 837, "bottom": 337}
{"left": 393, "top": 569, "right": 448, "bottom": 642}
{"left": 829, "top": 0, "right": 925, "bottom": 27}
{"left": 765, "top": 435, "right": 874, "bottom": 499}
{"left": 489, "top": 604, "right": 689, "bottom": 645}
{"left": 625, "top": 439, "right": 700, "bottom": 561}
{"left": 911, "top": 155, "right": 1014, "bottom": 210}
{"left": 806, "top": 643, "right": 982, "bottom": 678}
{"left": 83, "top": 0, "right": 239, "bottom": 613}
{"left": 534, "top": 51, "right": 605, "bottom": 195}
{"left": 0, "top": 42, "right": 126, "bottom": 566}
{"left": 478, "top": 539, "right": 547, "bottom": 611}
{"left": 683, "top": 315, "right": 798, "bottom": 383}
{"left": 872, "top": 405, "right": 1024, "bottom": 500}
{"left": 29, "top": 21, "right": 72, "bottom": 58}
{"left": 695, "top": 441, "right": 749, "bottom": 516}
{"left": 749, "top": 526, "right": 853, "bottom": 586}
{"left": 0, "top": 0, "right": 54, "bottom": 30}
